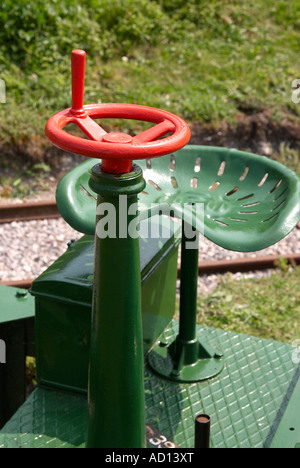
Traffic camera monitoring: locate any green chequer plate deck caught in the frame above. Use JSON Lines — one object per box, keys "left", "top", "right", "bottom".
{"left": 0, "top": 321, "right": 299, "bottom": 448}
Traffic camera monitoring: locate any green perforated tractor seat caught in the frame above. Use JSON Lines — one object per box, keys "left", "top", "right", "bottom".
{"left": 56, "top": 145, "right": 300, "bottom": 252}
{"left": 55, "top": 144, "right": 300, "bottom": 383}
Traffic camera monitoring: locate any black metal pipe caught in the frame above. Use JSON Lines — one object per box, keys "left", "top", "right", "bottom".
{"left": 195, "top": 414, "right": 211, "bottom": 448}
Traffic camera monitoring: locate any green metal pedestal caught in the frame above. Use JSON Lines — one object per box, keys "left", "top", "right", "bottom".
{"left": 1, "top": 321, "right": 299, "bottom": 448}
{"left": 148, "top": 228, "right": 223, "bottom": 382}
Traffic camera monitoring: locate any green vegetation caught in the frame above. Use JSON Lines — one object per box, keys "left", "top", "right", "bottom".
{"left": 195, "top": 261, "right": 300, "bottom": 343}
{"left": 0, "top": 158, "right": 52, "bottom": 198}
{"left": 274, "top": 143, "right": 300, "bottom": 175}
{"left": 0, "top": 0, "right": 299, "bottom": 144}
{"left": 0, "top": 1, "right": 299, "bottom": 343}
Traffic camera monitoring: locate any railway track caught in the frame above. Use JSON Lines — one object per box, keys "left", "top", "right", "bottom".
{"left": 2, "top": 252, "right": 300, "bottom": 290}
{"left": 0, "top": 201, "right": 299, "bottom": 289}
{"left": 0, "top": 200, "right": 60, "bottom": 223}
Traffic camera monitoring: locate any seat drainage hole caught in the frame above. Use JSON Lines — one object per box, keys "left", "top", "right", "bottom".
{"left": 258, "top": 173, "right": 269, "bottom": 186}
{"left": 146, "top": 159, "right": 152, "bottom": 169}
{"left": 141, "top": 191, "right": 149, "bottom": 196}
{"left": 80, "top": 185, "right": 97, "bottom": 201}
{"left": 238, "top": 211, "right": 259, "bottom": 215}
{"left": 263, "top": 212, "right": 279, "bottom": 223}
{"left": 191, "top": 177, "right": 198, "bottom": 188}
{"left": 171, "top": 176, "right": 179, "bottom": 189}
{"left": 214, "top": 219, "right": 229, "bottom": 227}
{"left": 237, "top": 194, "right": 254, "bottom": 201}
{"left": 270, "top": 179, "right": 283, "bottom": 193}
{"left": 273, "top": 199, "right": 286, "bottom": 211}
{"left": 242, "top": 201, "right": 261, "bottom": 207}
{"left": 275, "top": 187, "right": 288, "bottom": 201}
{"left": 209, "top": 181, "right": 220, "bottom": 191}
{"left": 230, "top": 218, "right": 247, "bottom": 222}
{"left": 148, "top": 180, "right": 162, "bottom": 191}
{"left": 218, "top": 161, "right": 226, "bottom": 176}
{"left": 226, "top": 187, "right": 239, "bottom": 196}
{"left": 240, "top": 167, "right": 249, "bottom": 181}
{"left": 194, "top": 157, "right": 201, "bottom": 173}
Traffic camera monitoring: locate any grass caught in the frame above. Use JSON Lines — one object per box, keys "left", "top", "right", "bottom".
{"left": 195, "top": 260, "right": 300, "bottom": 344}
{"left": 0, "top": 1, "right": 299, "bottom": 343}
{"left": 0, "top": 0, "right": 299, "bottom": 145}
{"left": 0, "top": 157, "right": 52, "bottom": 198}
{"left": 273, "top": 142, "right": 300, "bottom": 174}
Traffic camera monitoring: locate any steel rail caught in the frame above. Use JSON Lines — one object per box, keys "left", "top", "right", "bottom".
{"left": 1, "top": 253, "right": 300, "bottom": 291}
{"left": 192, "top": 253, "right": 300, "bottom": 275}
{"left": 0, "top": 279, "right": 35, "bottom": 289}
{"left": 0, "top": 201, "right": 299, "bottom": 285}
{"left": 0, "top": 201, "right": 60, "bottom": 223}
{"left": 1, "top": 201, "right": 299, "bottom": 227}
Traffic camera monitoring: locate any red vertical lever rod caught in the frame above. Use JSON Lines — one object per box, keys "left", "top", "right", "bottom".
{"left": 71, "top": 49, "right": 87, "bottom": 117}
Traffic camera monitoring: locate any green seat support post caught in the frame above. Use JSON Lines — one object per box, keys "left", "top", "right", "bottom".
{"left": 56, "top": 145, "right": 300, "bottom": 381}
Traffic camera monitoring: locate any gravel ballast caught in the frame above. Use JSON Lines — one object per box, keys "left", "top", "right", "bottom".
{"left": 0, "top": 218, "right": 299, "bottom": 295}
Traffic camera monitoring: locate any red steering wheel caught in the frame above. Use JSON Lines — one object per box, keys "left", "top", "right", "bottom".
{"left": 45, "top": 50, "right": 191, "bottom": 174}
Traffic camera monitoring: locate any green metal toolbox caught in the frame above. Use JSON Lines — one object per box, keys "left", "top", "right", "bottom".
{"left": 30, "top": 216, "right": 181, "bottom": 394}
{"left": 0, "top": 285, "right": 35, "bottom": 428}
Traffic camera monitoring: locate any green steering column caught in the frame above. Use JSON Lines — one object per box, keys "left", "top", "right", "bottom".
{"left": 86, "top": 163, "right": 146, "bottom": 448}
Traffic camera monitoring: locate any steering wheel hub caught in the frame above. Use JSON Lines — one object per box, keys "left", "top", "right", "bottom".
{"left": 102, "top": 133, "right": 133, "bottom": 144}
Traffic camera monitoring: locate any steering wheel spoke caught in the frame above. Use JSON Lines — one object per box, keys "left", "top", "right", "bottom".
{"left": 133, "top": 119, "right": 175, "bottom": 144}
{"left": 73, "top": 114, "right": 107, "bottom": 141}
